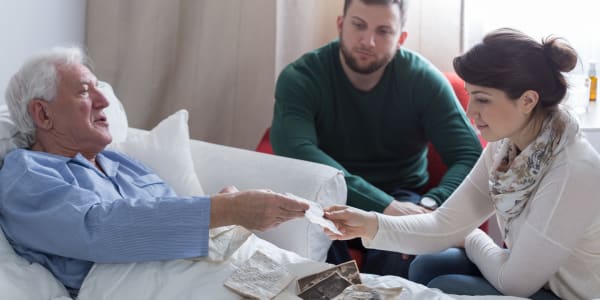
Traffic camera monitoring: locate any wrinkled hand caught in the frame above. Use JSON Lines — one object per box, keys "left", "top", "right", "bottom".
{"left": 323, "top": 205, "right": 378, "bottom": 241}
{"left": 383, "top": 200, "right": 430, "bottom": 216}
{"left": 211, "top": 190, "right": 309, "bottom": 231}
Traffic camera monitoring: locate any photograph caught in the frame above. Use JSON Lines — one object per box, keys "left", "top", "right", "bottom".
{"left": 297, "top": 272, "right": 352, "bottom": 300}
{"left": 297, "top": 260, "right": 360, "bottom": 293}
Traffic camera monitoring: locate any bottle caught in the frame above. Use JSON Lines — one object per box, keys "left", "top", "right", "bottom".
{"left": 589, "top": 62, "right": 597, "bottom": 102}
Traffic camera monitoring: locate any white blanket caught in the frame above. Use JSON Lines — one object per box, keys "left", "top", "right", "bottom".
{"left": 77, "top": 226, "right": 526, "bottom": 300}
{"left": 77, "top": 226, "right": 326, "bottom": 299}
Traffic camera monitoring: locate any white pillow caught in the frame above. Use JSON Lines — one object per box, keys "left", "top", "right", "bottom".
{"left": 0, "top": 228, "right": 71, "bottom": 299}
{"left": 0, "top": 105, "right": 26, "bottom": 166}
{"left": 98, "top": 81, "right": 129, "bottom": 144}
{"left": 108, "top": 110, "right": 204, "bottom": 196}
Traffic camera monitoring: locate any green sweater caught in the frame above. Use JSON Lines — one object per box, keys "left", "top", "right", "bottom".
{"left": 271, "top": 41, "right": 482, "bottom": 212}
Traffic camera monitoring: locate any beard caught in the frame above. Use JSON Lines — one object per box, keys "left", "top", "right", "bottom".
{"left": 339, "top": 33, "right": 394, "bottom": 75}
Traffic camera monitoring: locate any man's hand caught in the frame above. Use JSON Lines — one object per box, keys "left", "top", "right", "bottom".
{"left": 323, "top": 205, "right": 379, "bottom": 241}
{"left": 383, "top": 200, "right": 431, "bottom": 216}
{"left": 210, "top": 190, "right": 309, "bottom": 231}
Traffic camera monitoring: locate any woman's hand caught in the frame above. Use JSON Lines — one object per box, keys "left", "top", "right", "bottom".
{"left": 323, "top": 205, "right": 379, "bottom": 241}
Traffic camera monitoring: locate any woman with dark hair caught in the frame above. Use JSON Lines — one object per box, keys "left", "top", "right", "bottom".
{"left": 323, "top": 28, "right": 600, "bottom": 300}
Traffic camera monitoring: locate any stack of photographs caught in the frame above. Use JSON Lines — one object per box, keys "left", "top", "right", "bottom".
{"left": 296, "top": 260, "right": 361, "bottom": 299}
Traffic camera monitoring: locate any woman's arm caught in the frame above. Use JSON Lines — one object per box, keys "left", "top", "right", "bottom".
{"left": 466, "top": 144, "right": 600, "bottom": 297}
{"left": 326, "top": 145, "right": 496, "bottom": 254}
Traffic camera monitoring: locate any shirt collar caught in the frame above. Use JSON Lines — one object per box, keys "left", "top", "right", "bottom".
{"left": 69, "top": 152, "right": 120, "bottom": 178}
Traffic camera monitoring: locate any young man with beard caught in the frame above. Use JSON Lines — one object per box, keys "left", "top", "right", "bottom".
{"left": 270, "top": 0, "right": 482, "bottom": 277}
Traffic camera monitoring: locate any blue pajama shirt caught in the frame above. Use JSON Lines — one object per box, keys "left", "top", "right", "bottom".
{"left": 0, "top": 149, "right": 210, "bottom": 290}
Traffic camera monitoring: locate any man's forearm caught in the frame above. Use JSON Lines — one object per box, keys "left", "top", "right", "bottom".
{"left": 209, "top": 193, "right": 236, "bottom": 228}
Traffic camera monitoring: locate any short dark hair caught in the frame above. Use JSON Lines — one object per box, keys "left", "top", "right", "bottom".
{"left": 343, "top": 0, "right": 407, "bottom": 28}
{"left": 453, "top": 28, "right": 578, "bottom": 110}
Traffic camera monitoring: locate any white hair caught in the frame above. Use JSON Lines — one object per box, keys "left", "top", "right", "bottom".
{"left": 4, "top": 46, "right": 87, "bottom": 148}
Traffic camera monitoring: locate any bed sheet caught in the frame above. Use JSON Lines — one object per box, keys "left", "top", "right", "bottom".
{"left": 77, "top": 226, "right": 526, "bottom": 300}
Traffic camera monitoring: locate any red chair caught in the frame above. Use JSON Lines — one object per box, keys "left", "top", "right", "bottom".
{"left": 257, "top": 72, "right": 487, "bottom": 269}
{"left": 256, "top": 128, "right": 274, "bottom": 154}
{"left": 423, "top": 72, "right": 487, "bottom": 192}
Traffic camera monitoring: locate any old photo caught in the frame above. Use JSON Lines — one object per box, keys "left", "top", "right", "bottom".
{"left": 297, "top": 260, "right": 360, "bottom": 293}
{"left": 297, "top": 272, "right": 352, "bottom": 300}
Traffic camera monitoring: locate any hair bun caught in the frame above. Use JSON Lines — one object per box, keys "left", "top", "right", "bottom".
{"left": 543, "top": 36, "right": 578, "bottom": 73}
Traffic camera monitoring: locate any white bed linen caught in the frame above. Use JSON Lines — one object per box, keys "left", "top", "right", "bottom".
{"left": 0, "top": 230, "right": 70, "bottom": 300}
{"left": 77, "top": 226, "right": 527, "bottom": 300}
{"left": 77, "top": 227, "right": 321, "bottom": 300}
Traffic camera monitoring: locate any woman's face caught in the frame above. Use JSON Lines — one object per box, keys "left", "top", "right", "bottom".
{"left": 465, "top": 83, "right": 536, "bottom": 146}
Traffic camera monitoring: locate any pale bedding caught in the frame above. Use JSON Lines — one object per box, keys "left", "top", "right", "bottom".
{"left": 77, "top": 226, "right": 319, "bottom": 299}
{"left": 77, "top": 226, "right": 527, "bottom": 300}
{"left": 0, "top": 222, "right": 526, "bottom": 300}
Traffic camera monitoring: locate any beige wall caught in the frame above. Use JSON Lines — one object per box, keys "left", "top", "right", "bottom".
{"left": 403, "top": 0, "right": 463, "bottom": 72}
{"left": 275, "top": 1, "right": 343, "bottom": 76}
{"left": 87, "top": 0, "right": 278, "bottom": 149}
{"left": 86, "top": 0, "right": 462, "bottom": 149}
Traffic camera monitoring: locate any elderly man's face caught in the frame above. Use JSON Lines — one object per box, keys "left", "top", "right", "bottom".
{"left": 45, "top": 63, "right": 112, "bottom": 155}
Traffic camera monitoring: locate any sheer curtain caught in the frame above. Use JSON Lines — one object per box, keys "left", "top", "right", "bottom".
{"left": 463, "top": 0, "right": 600, "bottom": 75}
{"left": 86, "top": 0, "right": 340, "bottom": 149}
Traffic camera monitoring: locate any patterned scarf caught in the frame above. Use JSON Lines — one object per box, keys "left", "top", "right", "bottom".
{"left": 489, "top": 108, "right": 580, "bottom": 238}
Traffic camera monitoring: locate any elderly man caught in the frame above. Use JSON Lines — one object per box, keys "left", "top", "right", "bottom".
{"left": 0, "top": 47, "right": 308, "bottom": 293}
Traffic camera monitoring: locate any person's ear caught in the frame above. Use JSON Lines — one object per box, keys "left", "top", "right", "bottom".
{"left": 518, "top": 90, "right": 539, "bottom": 114}
{"left": 28, "top": 99, "right": 52, "bottom": 130}
{"left": 337, "top": 15, "right": 344, "bottom": 35}
{"left": 397, "top": 31, "right": 408, "bottom": 47}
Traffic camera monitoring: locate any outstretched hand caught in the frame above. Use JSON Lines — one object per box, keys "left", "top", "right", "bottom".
{"left": 210, "top": 189, "right": 309, "bottom": 231}
{"left": 323, "top": 205, "right": 378, "bottom": 241}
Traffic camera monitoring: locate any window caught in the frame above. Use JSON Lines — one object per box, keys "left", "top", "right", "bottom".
{"left": 463, "top": 0, "right": 600, "bottom": 75}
